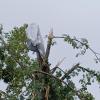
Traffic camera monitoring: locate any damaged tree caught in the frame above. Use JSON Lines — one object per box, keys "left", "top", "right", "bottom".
{"left": 0, "top": 24, "right": 100, "bottom": 100}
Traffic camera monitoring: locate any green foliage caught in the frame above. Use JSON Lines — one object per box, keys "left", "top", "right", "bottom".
{"left": 0, "top": 25, "right": 100, "bottom": 100}
{"left": 0, "top": 25, "right": 40, "bottom": 99}
{"left": 63, "top": 34, "right": 89, "bottom": 57}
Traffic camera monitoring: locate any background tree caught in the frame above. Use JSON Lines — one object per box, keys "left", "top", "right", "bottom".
{"left": 0, "top": 24, "right": 100, "bottom": 100}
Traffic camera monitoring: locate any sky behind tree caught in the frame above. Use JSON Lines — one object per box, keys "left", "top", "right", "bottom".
{"left": 0, "top": 0, "right": 100, "bottom": 99}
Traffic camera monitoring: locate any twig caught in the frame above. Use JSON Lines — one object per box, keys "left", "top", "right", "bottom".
{"left": 78, "top": 66, "right": 98, "bottom": 76}
{"left": 53, "top": 36, "right": 65, "bottom": 38}
{"left": 53, "top": 36, "right": 100, "bottom": 62}
{"left": 55, "top": 57, "right": 66, "bottom": 68}
{"left": 51, "top": 57, "right": 66, "bottom": 74}
{"left": 73, "top": 39, "right": 100, "bottom": 62}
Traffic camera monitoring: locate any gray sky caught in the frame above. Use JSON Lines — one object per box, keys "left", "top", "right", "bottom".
{"left": 0, "top": 0, "right": 100, "bottom": 99}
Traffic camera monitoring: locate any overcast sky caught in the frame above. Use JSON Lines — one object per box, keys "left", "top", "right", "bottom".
{"left": 0, "top": 0, "right": 100, "bottom": 99}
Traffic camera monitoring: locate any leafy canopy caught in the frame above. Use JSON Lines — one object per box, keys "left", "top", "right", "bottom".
{"left": 0, "top": 24, "right": 100, "bottom": 100}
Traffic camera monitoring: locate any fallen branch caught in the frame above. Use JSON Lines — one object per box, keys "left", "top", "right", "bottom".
{"left": 61, "top": 63, "right": 98, "bottom": 81}
{"left": 61, "top": 63, "right": 80, "bottom": 80}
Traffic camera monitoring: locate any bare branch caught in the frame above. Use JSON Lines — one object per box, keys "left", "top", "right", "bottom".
{"left": 51, "top": 57, "right": 66, "bottom": 74}
{"left": 60, "top": 62, "right": 98, "bottom": 80}
{"left": 51, "top": 66, "right": 66, "bottom": 75}
{"left": 61, "top": 63, "right": 80, "bottom": 80}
